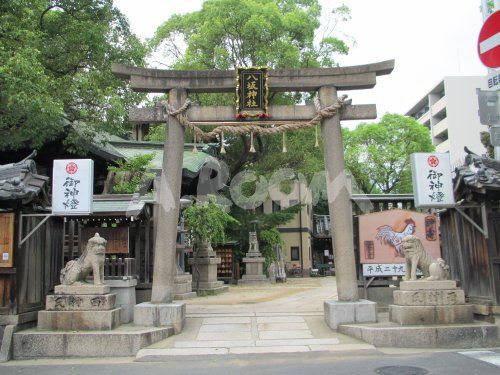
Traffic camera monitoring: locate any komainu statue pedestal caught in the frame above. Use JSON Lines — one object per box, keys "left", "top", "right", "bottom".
{"left": 239, "top": 232, "right": 268, "bottom": 285}
{"left": 389, "top": 280, "right": 472, "bottom": 325}
{"left": 38, "top": 284, "right": 121, "bottom": 330}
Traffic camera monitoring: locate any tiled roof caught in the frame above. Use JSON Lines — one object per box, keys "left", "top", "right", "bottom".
{"left": 0, "top": 151, "right": 49, "bottom": 204}
{"left": 455, "top": 154, "right": 500, "bottom": 193}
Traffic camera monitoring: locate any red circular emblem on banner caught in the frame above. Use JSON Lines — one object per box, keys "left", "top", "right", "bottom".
{"left": 427, "top": 155, "right": 439, "bottom": 168}
{"left": 66, "top": 162, "right": 78, "bottom": 174}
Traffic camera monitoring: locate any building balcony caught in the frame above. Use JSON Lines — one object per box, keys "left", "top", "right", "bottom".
{"left": 431, "top": 96, "right": 447, "bottom": 118}
{"left": 417, "top": 110, "right": 431, "bottom": 125}
{"left": 432, "top": 117, "right": 449, "bottom": 138}
{"left": 435, "top": 139, "right": 450, "bottom": 152}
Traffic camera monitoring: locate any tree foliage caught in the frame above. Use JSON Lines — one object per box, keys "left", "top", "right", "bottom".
{"left": 151, "top": 0, "right": 350, "bottom": 70}
{"left": 107, "top": 153, "right": 155, "bottom": 194}
{"left": 0, "top": 0, "right": 147, "bottom": 151}
{"left": 344, "top": 114, "right": 435, "bottom": 194}
{"left": 184, "top": 196, "right": 239, "bottom": 245}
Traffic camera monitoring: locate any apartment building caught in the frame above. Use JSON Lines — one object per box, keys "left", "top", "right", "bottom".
{"left": 406, "top": 76, "right": 488, "bottom": 166}
{"left": 261, "top": 181, "right": 313, "bottom": 273}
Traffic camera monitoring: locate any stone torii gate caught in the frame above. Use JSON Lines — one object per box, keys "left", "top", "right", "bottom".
{"left": 112, "top": 60, "right": 394, "bottom": 331}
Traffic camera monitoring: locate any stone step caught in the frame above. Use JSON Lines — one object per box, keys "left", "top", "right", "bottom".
{"left": 196, "top": 285, "right": 229, "bottom": 295}
{"left": 13, "top": 326, "right": 173, "bottom": 359}
{"left": 172, "top": 338, "right": 341, "bottom": 348}
{"left": 338, "top": 321, "right": 498, "bottom": 348}
{"left": 135, "top": 342, "right": 375, "bottom": 360}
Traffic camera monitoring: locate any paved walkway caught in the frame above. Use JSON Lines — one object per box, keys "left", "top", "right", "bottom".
{"left": 136, "top": 277, "right": 375, "bottom": 359}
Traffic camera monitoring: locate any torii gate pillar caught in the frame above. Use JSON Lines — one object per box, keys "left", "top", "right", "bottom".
{"left": 320, "top": 86, "right": 377, "bottom": 329}
{"left": 133, "top": 88, "right": 187, "bottom": 334}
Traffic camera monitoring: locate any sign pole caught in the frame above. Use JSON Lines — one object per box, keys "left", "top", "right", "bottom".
{"left": 478, "top": 2, "right": 500, "bottom": 160}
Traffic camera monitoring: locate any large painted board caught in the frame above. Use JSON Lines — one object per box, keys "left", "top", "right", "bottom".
{"left": 359, "top": 209, "right": 440, "bottom": 264}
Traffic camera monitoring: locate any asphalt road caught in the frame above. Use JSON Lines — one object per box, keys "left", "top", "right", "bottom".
{"left": 1, "top": 349, "right": 499, "bottom": 375}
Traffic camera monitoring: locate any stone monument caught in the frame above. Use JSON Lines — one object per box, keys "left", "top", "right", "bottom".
{"left": 389, "top": 235, "right": 473, "bottom": 325}
{"left": 239, "top": 231, "right": 268, "bottom": 285}
{"left": 188, "top": 240, "right": 228, "bottom": 295}
{"left": 38, "top": 233, "right": 121, "bottom": 330}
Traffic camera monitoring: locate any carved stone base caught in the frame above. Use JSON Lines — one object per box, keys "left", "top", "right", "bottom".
{"left": 240, "top": 256, "right": 267, "bottom": 284}
{"left": 189, "top": 256, "right": 227, "bottom": 295}
{"left": 38, "top": 308, "right": 121, "bottom": 330}
{"left": 393, "top": 289, "right": 465, "bottom": 306}
{"left": 389, "top": 304, "right": 474, "bottom": 325}
{"left": 239, "top": 274, "right": 268, "bottom": 285}
{"left": 46, "top": 293, "right": 116, "bottom": 311}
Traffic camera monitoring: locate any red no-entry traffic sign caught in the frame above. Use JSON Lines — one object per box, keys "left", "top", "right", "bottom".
{"left": 478, "top": 11, "right": 500, "bottom": 68}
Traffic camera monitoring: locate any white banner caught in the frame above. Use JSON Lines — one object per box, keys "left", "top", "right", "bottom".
{"left": 52, "top": 159, "right": 93, "bottom": 215}
{"left": 411, "top": 153, "right": 455, "bottom": 208}
{"left": 362, "top": 263, "right": 422, "bottom": 277}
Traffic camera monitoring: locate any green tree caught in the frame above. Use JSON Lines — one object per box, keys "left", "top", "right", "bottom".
{"left": 149, "top": 0, "right": 352, "bottom": 175}
{"left": 344, "top": 113, "right": 435, "bottom": 194}
{"left": 107, "top": 153, "right": 155, "bottom": 194}
{"left": 151, "top": 0, "right": 350, "bottom": 70}
{"left": 184, "top": 196, "right": 239, "bottom": 245}
{"left": 0, "top": 0, "right": 147, "bottom": 151}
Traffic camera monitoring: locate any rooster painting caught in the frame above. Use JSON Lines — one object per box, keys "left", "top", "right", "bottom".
{"left": 376, "top": 218, "right": 416, "bottom": 257}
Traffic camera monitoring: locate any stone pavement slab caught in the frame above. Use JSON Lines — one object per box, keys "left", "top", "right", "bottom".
{"left": 257, "top": 322, "right": 309, "bottom": 331}
{"left": 202, "top": 317, "right": 251, "bottom": 324}
{"left": 196, "top": 332, "right": 253, "bottom": 341}
{"left": 255, "top": 338, "right": 340, "bottom": 346}
{"left": 229, "top": 346, "right": 310, "bottom": 354}
{"left": 256, "top": 316, "right": 304, "bottom": 323}
{"left": 258, "top": 331, "right": 313, "bottom": 340}
{"left": 198, "top": 323, "right": 251, "bottom": 332}
{"left": 174, "top": 340, "right": 255, "bottom": 348}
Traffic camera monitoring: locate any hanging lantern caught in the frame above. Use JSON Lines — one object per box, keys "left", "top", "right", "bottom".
{"left": 249, "top": 131, "right": 256, "bottom": 153}
{"left": 220, "top": 131, "right": 226, "bottom": 154}
{"left": 282, "top": 132, "right": 287, "bottom": 153}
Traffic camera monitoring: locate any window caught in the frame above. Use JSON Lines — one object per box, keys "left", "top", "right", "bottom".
{"left": 254, "top": 204, "right": 264, "bottom": 213}
{"left": 272, "top": 200, "right": 281, "bottom": 213}
{"left": 291, "top": 246, "right": 300, "bottom": 261}
{"left": 289, "top": 199, "right": 299, "bottom": 207}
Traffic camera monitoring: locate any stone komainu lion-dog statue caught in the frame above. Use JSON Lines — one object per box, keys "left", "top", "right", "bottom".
{"left": 60, "top": 233, "right": 107, "bottom": 285}
{"left": 402, "top": 234, "right": 450, "bottom": 281}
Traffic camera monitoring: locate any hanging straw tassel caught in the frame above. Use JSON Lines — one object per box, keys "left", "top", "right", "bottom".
{"left": 315, "top": 124, "right": 319, "bottom": 147}
{"left": 249, "top": 131, "right": 256, "bottom": 153}
{"left": 220, "top": 131, "right": 226, "bottom": 154}
{"left": 192, "top": 132, "right": 198, "bottom": 153}
{"left": 282, "top": 132, "right": 287, "bottom": 153}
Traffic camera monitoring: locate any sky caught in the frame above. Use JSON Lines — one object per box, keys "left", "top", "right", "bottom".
{"left": 113, "top": 0, "right": 489, "bottom": 126}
